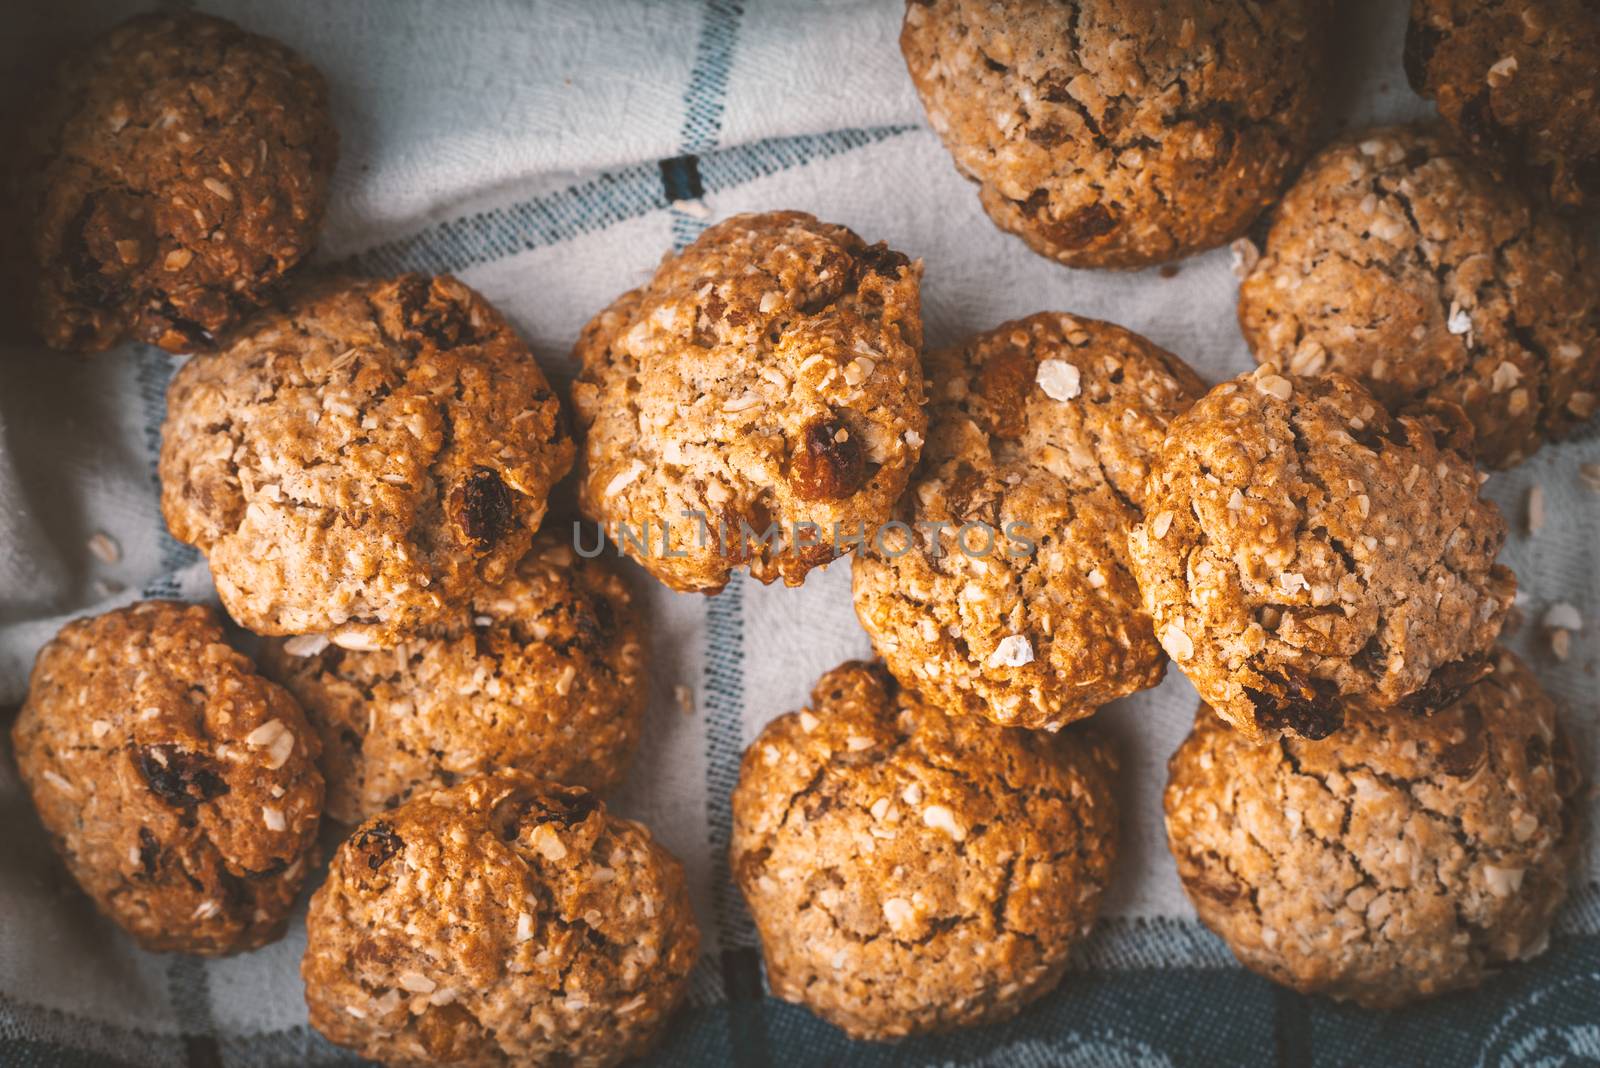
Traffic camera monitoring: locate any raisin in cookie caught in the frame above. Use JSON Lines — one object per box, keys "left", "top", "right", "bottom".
{"left": 1406, "top": 0, "right": 1600, "bottom": 212}
{"left": 1166, "top": 650, "right": 1583, "bottom": 1008}
{"left": 261, "top": 533, "right": 646, "bottom": 824}
{"left": 571, "top": 211, "right": 925, "bottom": 593}
{"left": 900, "top": 0, "right": 1330, "bottom": 269}
{"left": 731, "top": 661, "right": 1118, "bottom": 1040}
{"left": 303, "top": 772, "right": 698, "bottom": 1067}
{"left": 23, "top": 12, "right": 336, "bottom": 353}
{"left": 11, "top": 601, "right": 323, "bottom": 955}
{"left": 160, "top": 273, "right": 574, "bottom": 647}
{"left": 1239, "top": 125, "right": 1600, "bottom": 468}
{"left": 1128, "top": 367, "right": 1514, "bottom": 741}
{"left": 852, "top": 313, "right": 1204, "bottom": 730}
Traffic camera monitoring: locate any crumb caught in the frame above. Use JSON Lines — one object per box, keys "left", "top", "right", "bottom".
{"left": 86, "top": 531, "right": 121, "bottom": 565}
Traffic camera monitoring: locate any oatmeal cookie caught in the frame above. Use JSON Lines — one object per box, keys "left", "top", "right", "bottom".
{"left": 1239, "top": 125, "right": 1600, "bottom": 468}
{"left": 1166, "top": 649, "right": 1584, "bottom": 1008}
{"left": 10, "top": 601, "right": 323, "bottom": 955}
{"left": 303, "top": 772, "right": 698, "bottom": 1068}
{"left": 900, "top": 0, "right": 1330, "bottom": 269}
{"left": 261, "top": 533, "right": 646, "bottom": 824}
{"left": 1406, "top": 0, "right": 1600, "bottom": 211}
{"left": 23, "top": 11, "right": 336, "bottom": 353}
{"left": 1128, "top": 367, "right": 1515, "bottom": 741}
{"left": 160, "top": 273, "right": 574, "bottom": 647}
{"left": 571, "top": 211, "right": 925, "bottom": 593}
{"left": 852, "top": 313, "right": 1204, "bottom": 730}
{"left": 731, "top": 661, "right": 1118, "bottom": 1040}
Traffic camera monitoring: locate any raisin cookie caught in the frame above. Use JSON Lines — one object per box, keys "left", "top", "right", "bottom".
{"left": 303, "top": 772, "right": 698, "bottom": 1068}
{"left": 261, "top": 533, "right": 646, "bottom": 824}
{"left": 731, "top": 661, "right": 1118, "bottom": 1040}
{"left": 900, "top": 0, "right": 1330, "bottom": 268}
{"left": 1406, "top": 0, "right": 1600, "bottom": 211}
{"left": 23, "top": 11, "right": 336, "bottom": 353}
{"left": 852, "top": 313, "right": 1204, "bottom": 730}
{"left": 1128, "top": 367, "right": 1514, "bottom": 741}
{"left": 1239, "top": 125, "right": 1600, "bottom": 468}
{"left": 11, "top": 601, "right": 323, "bottom": 955}
{"left": 160, "top": 273, "right": 574, "bottom": 647}
{"left": 1166, "top": 650, "right": 1583, "bottom": 1008}
{"left": 571, "top": 211, "right": 925, "bottom": 593}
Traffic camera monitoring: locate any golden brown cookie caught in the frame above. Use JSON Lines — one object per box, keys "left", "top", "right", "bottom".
{"left": 303, "top": 772, "right": 698, "bottom": 1068}
{"left": 260, "top": 533, "right": 647, "bottom": 824}
{"left": 160, "top": 273, "right": 574, "bottom": 647}
{"left": 1239, "top": 125, "right": 1600, "bottom": 469}
{"left": 900, "top": 0, "right": 1330, "bottom": 268}
{"left": 1165, "top": 650, "right": 1584, "bottom": 1008}
{"left": 10, "top": 601, "right": 323, "bottom": 955}
{"left": 1128, "top": 367, "right": 1515, "bottom": 741}
{"left": 1406, "top": 0, "right": 1600, "bottom": 211}
{"left": 852, "top": 313, "right": 1204, "bottom": 730}
{"left": 23, "top": 12, "right": 336, "bottom": 353}
{"left": 571, "top": 211, "right": 925, "bottom": 593}
{"left": 731, "top": 661, "right": 1118, "bottom": 1041}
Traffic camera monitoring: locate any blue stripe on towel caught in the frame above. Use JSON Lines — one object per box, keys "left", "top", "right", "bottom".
{"left": 669, "top": 0, "right": 739, "bottom": 249}
{"left": 700, "top": 574, "right": 748, "bottom": 951}
{"left": 133, "top": 346, "right": 200, "bottom": 600}
{"left": 353, "top": 125, "right": 913, "bottom": 279}
{"left": 697, "top": 124, "right": 913, "bottom": 192}
{"left": 679, "top": 0, "right": 741, "bottom": 156}
{"left": 356, "top": 161, "right": 670, "bottom": 279}
{"left": 167, "top": 958, "right": 222, "bottom": 1068}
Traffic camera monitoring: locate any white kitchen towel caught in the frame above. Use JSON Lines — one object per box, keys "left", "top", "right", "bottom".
{"left": 1, "top": 2, "right": 1596, "bottom": 1066}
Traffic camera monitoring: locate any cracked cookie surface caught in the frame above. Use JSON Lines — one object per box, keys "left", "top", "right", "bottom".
{"left": 1406, "top": 0, "right": 1600, "bottom": 212}
{"left": 1166, "top": 649, "right": 1584, "bottom": 1008}
{"left": 160, "top": 273, "right": 574, "bottom": 647}
{"left": 852, "top": 313, "right": 1203, "bottom": 730}
{"left": 730, "top": 661, "right": 1118, "bottom": 1040}
{"left": 899, "top": 0, "right": 1330, "bottom": 268}
{"left": 571, "top": 211, "right": 925, "bottom": 593}
{"left": 303, "top": 771, "right": 698, "bottom": 1068}
{"left": 11, "top": 601, "right": 323, "bottom": 954}
{"left": 1128, "top": 367, "right": 1514, "bottom": 741}
{"left": 24, "top": 11, "right": 336, "bottom": 353}
{"left": 1240, "top": 125, "right": 1600, "bottom": 469}
{"left": 261, "top": 532, "right": 646, "bottom": 824}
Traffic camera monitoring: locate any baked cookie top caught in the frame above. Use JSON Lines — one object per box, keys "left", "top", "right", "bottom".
{"left": 1240, "top": 125, "right": 1599, "bottom": 468}
{"left": 160, "top": 273, "right": 574, "bottom": 646}
{"left": 11, "top": 601, "right": 323, "bottom": 955}
{"left": 571, "top": 211, "right": 925, "bottom": 593}
{"left": 261, "top": 532, "right": 647, "bottom": 823}
{"left": 731, "top": 661, "right": 1118, "bottom": 1040}
{"left": 900, "top": 0, "right": 1330, "bottom": 268}
{"left": 24, "top": 11, "right": 336, "bottom": 353}
{"left": 1406, "top": 0, "right": 1600, "bottom": 211}
{"left": 852, "top": 313, "right": 1204, "bottom": 729}
{"left": 1128, "top": 367, "right": 1514, "bottom": 741}
{"left": 303, "top": 771, "right": 698, "bottom": 1068}
{"left": 1166, "top": 649, "right": 1583, "bottom": 1008}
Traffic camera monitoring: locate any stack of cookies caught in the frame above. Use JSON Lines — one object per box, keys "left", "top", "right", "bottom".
{"left": 894, "top": 0, "right": 1593, "bottom": 1020}
{"left": 7, "top": 0, "right": 1595, "bottom": 1063}
{"left": 11, "top": 13, "right": 697, "bottom": 1068}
